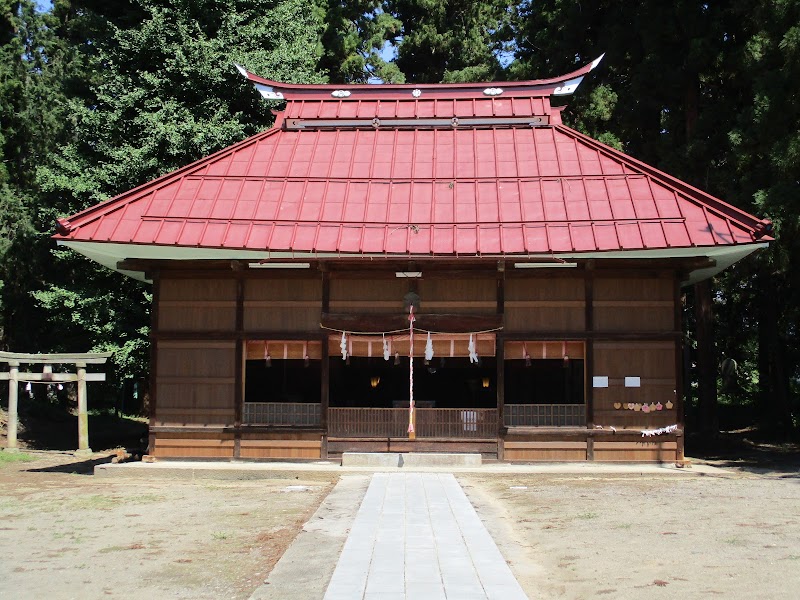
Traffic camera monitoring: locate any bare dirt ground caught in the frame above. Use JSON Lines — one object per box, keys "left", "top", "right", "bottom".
{"left": 461, "top": 466, "right": 800, "bottom": 600}
{"left": 0, "top": 452, "right": 336, "bottom": 600}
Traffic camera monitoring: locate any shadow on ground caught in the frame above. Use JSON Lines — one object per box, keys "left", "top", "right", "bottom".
{"left": 5, "top": 404, "right": 148, "bottom": 453}
{"left": 26, "top": 455, "right": 114, "bottom": 475}
{"left": 687, "top": 428, "right": 800, "bottom": 478}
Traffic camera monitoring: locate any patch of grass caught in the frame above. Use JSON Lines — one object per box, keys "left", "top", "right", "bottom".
{"left": 575, "top": 512, "right": 599, "bottom": 520}
{"left": 212, "top": 531, "right": 230, "bottom": 540}
{"left": 133, "top": 493, "right": 165, "bottom": 504}
{"left": 99, "top": 545, "right": 130, "bottom": 553}
{"left": 723, "top": 537, "right": 745, "bottom": 545}
{"left": 0, "top": 451, "right": 36, "bottom": 464}
{"left": 71, "top": 495, "right": 117, "bottom": 510}
{"left": 0, "top": 499, "right": 18, "bottom": 510}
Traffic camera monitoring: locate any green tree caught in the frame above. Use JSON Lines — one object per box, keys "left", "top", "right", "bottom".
{"left": 0, "top": 1, "right": 67, "bottom": 351}
{"left": 1, "top": 0, "right": 327, "bottom": 402}
{"left": 727, "top": 0, "right": 800, "bottom": 433}
{"left": 386, "top": 0, "right": 515, "bottom": 83}
{"left": 316, "top": 0, "right": 404, "bottom": 83}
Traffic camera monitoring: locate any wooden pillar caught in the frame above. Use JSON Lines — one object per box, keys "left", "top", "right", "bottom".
{"left": 76, "top": 362, "right": 91, "bottom": 456}
{"left": 496, "top": 261, "right": 505, "bottom": 460}
{"left": 5, "top": 361, "right": 19, "bottom": 452}
{"left": 320, "top": 269, "right": 330, "bottom": 457}
{"left": 584, "top": 262, "right": 595, "bottom": 435}
{"left": 233, "top": 276, "right": 245, "bottom": 459}
{"left": 147, "top": 273, "right": 161, "bottom": 455}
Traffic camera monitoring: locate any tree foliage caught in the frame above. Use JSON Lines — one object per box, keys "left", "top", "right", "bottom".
{"left": 386, "top": 0, "right": 515, "bottom": 83}
{"left": 316, "top": 0, "right": 404, "bottom": 83}
{"left": 1, "top": 0, "right": 326, "bottom": 401}
{"left": 0, "top": 0, "right": 797, "bottom": 429}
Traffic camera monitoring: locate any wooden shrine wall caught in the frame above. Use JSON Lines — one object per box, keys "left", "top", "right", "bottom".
{"left": 149, "top": 267, "right": 682, "bottom": 463}
{"left": 504, "top": 276, "right": 584, "bottom": 332}
{"left": 503, "top": 272, "right": 681, "bottom": 463}
{"left": 244, "top": 278, "right": 321, "bottom": 331}
{"left": 329, "top": 277, "right": 407, "bottom": 313}
{"left": 152, "top": 274, "right": 323, "bottom": 459}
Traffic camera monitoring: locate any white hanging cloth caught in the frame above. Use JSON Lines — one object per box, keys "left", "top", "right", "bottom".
{"left": 468, "top": 334, "right": 479, "bottom": 364}
{"left": 383, "top": 334, "right": 390, "bottom": 361}
{"left": 424, "top": 332, "right": 434, "bottom": 361}
{"left": 340, "top": 332, "right": 348, "bottom": 360}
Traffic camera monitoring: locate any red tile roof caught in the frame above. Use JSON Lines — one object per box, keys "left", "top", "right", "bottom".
{"left": 55, "top": 59, "right": 771, "bottom": 261}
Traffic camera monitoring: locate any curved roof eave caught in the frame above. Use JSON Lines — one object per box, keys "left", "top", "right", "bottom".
{"left": 233, "top": 55, "right": 605, "bottom": 101}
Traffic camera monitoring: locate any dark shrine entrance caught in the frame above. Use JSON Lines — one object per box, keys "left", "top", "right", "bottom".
{"left": 326, "top": 333, "right": 499, "bottom": 442}
{"left": 329, "top": 356, "right": 496, "bottom": 409}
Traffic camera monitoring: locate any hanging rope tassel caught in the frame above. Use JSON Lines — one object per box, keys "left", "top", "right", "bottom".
{"left": 340, "top": 332, "right": 348, "bottom": 360}
{"left": 383, "top": 334, "right": 390, "bottom": 361}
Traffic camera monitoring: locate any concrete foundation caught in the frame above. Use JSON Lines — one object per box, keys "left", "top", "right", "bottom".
{"left": 341, "top": 452, "right": 402, "bottom": 467}
{"left": 401, "top": 452, "right": 483, "bottom": 467}
{"left": 340, "top": 452, "right": 482, "bottom": 468}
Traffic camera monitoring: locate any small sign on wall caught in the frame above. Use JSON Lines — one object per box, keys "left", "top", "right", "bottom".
{"left": 592, "top": 376, "right": 609, "bottom": 388}
{"left": 624, "top": 376, "right": 641, "bottom": 388}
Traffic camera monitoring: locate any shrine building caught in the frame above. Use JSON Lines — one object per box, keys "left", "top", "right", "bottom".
{"left": 53, "top": 57, "right": 771, "bottom": 462}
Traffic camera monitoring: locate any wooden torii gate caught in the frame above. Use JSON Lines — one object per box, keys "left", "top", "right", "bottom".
{"left": 1, "top": 351, "right": 112, "bottom": 456}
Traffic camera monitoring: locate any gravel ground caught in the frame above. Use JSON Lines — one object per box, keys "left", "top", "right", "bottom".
{"left": 460, "top": 468, "right": 800, "bottom": 600}
{"left": 2, "top": 449, "right": 798, "bottom": 600}
{"left": 0, "top": 452, "right": 336, "bottom": 600}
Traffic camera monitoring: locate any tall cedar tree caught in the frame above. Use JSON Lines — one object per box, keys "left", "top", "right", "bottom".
{"left": 316, "top": 0, "right": 404, "bottom": 83}
{"left": 385, "top": 0, "right": 515, "bottom": 83}
{"left": 512, "top": 0, "right": 798, "bottom": 432}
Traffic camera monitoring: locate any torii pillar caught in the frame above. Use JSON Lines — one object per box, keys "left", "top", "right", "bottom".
{"left": 1, "top": 351, "right": 112, "bottom": 456}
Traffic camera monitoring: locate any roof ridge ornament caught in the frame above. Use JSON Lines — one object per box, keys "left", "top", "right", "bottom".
{"left": 483, "top": 87, "right": 503, "bottom": 96}
{"left": 234, "top": 63, "right": 284, "bottom": 100}
{"left": 331, "top": 89, "right": 351, "bottom": 98}
{"left": 553, "top": 77, "right": 584, "bottom": 96}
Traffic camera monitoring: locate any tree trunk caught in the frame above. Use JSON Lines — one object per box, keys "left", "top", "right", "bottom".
{"left": 694, "top": 279, "right": 718, "bottom": 434}
{"left": 757, "top": 278, "right": 770, "bottom": 424}
{"left": 760, "top": 274, "right": 793, "bottom": 435}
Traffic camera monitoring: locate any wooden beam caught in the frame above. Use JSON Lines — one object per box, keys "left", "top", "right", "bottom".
{"left": 320, "top": 312, "right": 502, "bottom": 333}
{"left": 0, "top": 351, "right": 112, "bottom": 364}
{"left": 152, "top": 330, "right": 324, "bottom": 341}
{"left": 0, "top": 373, "right": 105, "bottom": 382}
{"left": 502, "top": 331, "right": 682, "bottom": 341}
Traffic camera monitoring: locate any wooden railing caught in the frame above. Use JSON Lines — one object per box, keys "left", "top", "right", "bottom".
{"left": 243, "top": 402, "right": 321, "bottom": 426}
{"left": 243, "top": 403, "right": 583, "bottom": 430}
{"left": 328, "top": 408, "right": 497, "bottom": 439}
{"left": 504, "top": 404, "right": 586, "bottom": 427}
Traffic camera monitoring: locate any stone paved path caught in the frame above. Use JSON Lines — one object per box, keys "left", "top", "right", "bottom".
{"left": 323, "top": 472, "right": 528, "bottom": 600}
